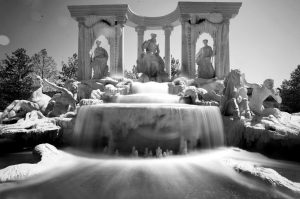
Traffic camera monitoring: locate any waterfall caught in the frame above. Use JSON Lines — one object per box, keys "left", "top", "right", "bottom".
{"left": 73, "top": 103, "right": 224, "bottom": 153}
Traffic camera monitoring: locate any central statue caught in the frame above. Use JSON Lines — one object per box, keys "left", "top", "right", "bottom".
{"left": 136, "top": 33, "right": 167, "bottom": 82}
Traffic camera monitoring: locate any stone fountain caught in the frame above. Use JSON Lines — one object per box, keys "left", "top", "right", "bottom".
{"left": 1, "top": 2, "right": 300, "bottom": 199}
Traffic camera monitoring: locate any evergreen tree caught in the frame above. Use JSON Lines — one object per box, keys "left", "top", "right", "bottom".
{"left": 124, "top": 65, "right": 139, "bottom": 80}
{"left": 60, "top": 53, "right": 78, "bottom": 81}
{"left": 280, "top": 65, "right": 300, "bottom": 113}
{"left": 0, "top": 48, "right": 33, "bottom": 110}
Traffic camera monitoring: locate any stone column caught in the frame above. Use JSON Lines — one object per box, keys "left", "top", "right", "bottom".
{"left": 163, "top": 26, "right": 173, "bottom": 79}
{"left": 180, "top": 14, "right": 191, "bottom": 77}
{"left": 222, "top": 19, "right": 230, "bottom": 79}
{"left": 190, "top": 16, "right": 197, "bottom": 79}
{"left": 135, "top": 26, "right": 146, "bottom": 58}
{"left": 77, "top": 19, "right": 84, "bottom": 81}
{"left": 77, "top": 17, "right": 91, "bottom": 80}
{"left": 116, "top": 16, "right": 126, "bottom": 76}
{"left": 108, "top": 37, "right": 115, "bottom": 75}
{"left": 110, "top": 23, "right": 123, "bottom": 76}
{"left": 117, "top": 25, "right": 124, "bottom": 75}
{"left": 215, "top": 19, "right": 230, "bottom": 79}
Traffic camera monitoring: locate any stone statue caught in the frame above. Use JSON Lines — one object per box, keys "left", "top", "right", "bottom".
{"left": 181, "top": 86, "right": 219, "bottom": 106}
{"left": 43, "top": 79, "right": 78, "bottom": 117}
{"left": 196, "top": 39, "right": 215, "bottom": 79}
{"left": 169, "top": 77, "right": 224, "bottom": 103}
{"left": 221, "top": 69, "right": 251, "bottom": 119}
{"left": 242, "top": 75, "right": 282, "bottom": 117}
{"left": 0, "top": 75, "right": 51, "bottom": 122}
{"left": 136, "top": 33, "right": 167, "bottom": 82}
{"left": 90, "top": 40, "right": 109, "bottom": 79}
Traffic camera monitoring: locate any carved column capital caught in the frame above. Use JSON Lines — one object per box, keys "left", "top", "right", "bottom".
{"left": 77, "top": 17, "right": 86, "bottom": 27}
{"left": 222, "top": 17, "right": 231, "bottom": 24}
{"left": 135, "top": 26, "right": 146, "bottom": 34}
{"left": 163, "top": 25, "right": 173, "bottom": 36}
{"left": 116, "top": 16, "right": 127, "bottom": 27}
{"left": 180, "top": 14, "right": 191, "bottom": 24}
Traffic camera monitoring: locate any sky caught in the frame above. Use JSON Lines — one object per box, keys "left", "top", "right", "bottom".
{"left": 0, "top": 0, "right": 300, "bottom": 86}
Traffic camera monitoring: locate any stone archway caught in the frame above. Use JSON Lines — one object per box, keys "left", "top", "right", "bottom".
{"left": 76, "top": 16, "right": 125, "bottom": 80}
{"left": 181, "top": 15, "right": 230, "bottom": 79}
{"left": 90, "top": 35, "right": 110, "bottom": 78}
{"left": 196, "top": 32, "right": 215, "bottom": 78}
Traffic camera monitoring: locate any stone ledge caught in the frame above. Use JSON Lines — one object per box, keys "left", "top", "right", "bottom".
{"left": 223, "top": 113, "right": 300, "bottom": 161}
{"left": 223, "top": 159, "right": 300, "bottom": 195}
{"left": 0, "top": 113, "right": 75, "bottom": 151}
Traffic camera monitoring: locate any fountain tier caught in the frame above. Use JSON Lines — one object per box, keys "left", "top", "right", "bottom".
{"left": 74, "top": 103, "right": 224, "bottom": 153}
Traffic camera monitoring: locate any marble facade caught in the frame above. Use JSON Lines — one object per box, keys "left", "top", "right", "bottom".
{"left": 68, "top": 2, "right": 241, "bottom": 80}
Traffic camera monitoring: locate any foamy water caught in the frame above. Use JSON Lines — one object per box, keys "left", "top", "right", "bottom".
{"left": 0, "top": 148, "right": 299, "bottom": 199}
{"left": 73, "top": 103, "right": 224, "bottom": 153}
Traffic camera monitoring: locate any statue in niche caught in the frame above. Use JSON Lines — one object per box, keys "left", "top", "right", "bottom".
{"left": 196, "top": 39, "right": 215, "bottom": 79}
{"left": 136, "top": 33, "right": 168, "bottom": 82}
{"left": 89, "top": 40, "right": 109, "bottom": 79}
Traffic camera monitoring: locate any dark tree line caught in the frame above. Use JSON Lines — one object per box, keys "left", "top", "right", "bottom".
{"left": 280, "top": 65, "right": 300, "bottom": 113}
{"left": 0, "top": 48, "right": 33, "bottom": 110}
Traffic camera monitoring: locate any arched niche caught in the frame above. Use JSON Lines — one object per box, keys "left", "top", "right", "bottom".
{"left": 95, "top": 35, "right": 110, "bottom": 66}
{"left": 90, "top": 35, "right": 110, "bottom": 78}
{"left": 77, "top": 15, "right": 123, "bottom": 80}
{"left": 193, "top": 20, "right": 229, "bottom": 79}
{"left": 195, "top": 32, "right": 215, "bottom": 78}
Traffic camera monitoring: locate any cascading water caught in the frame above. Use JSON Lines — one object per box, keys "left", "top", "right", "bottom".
{"left": 73, "top": 82, "right": 224, "bottom": 153}
{"left": 1, "top": 81, "right": 300, "bottom": 199}
{"left": 1, "top": 148, "right": 299, "bottom": 199}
